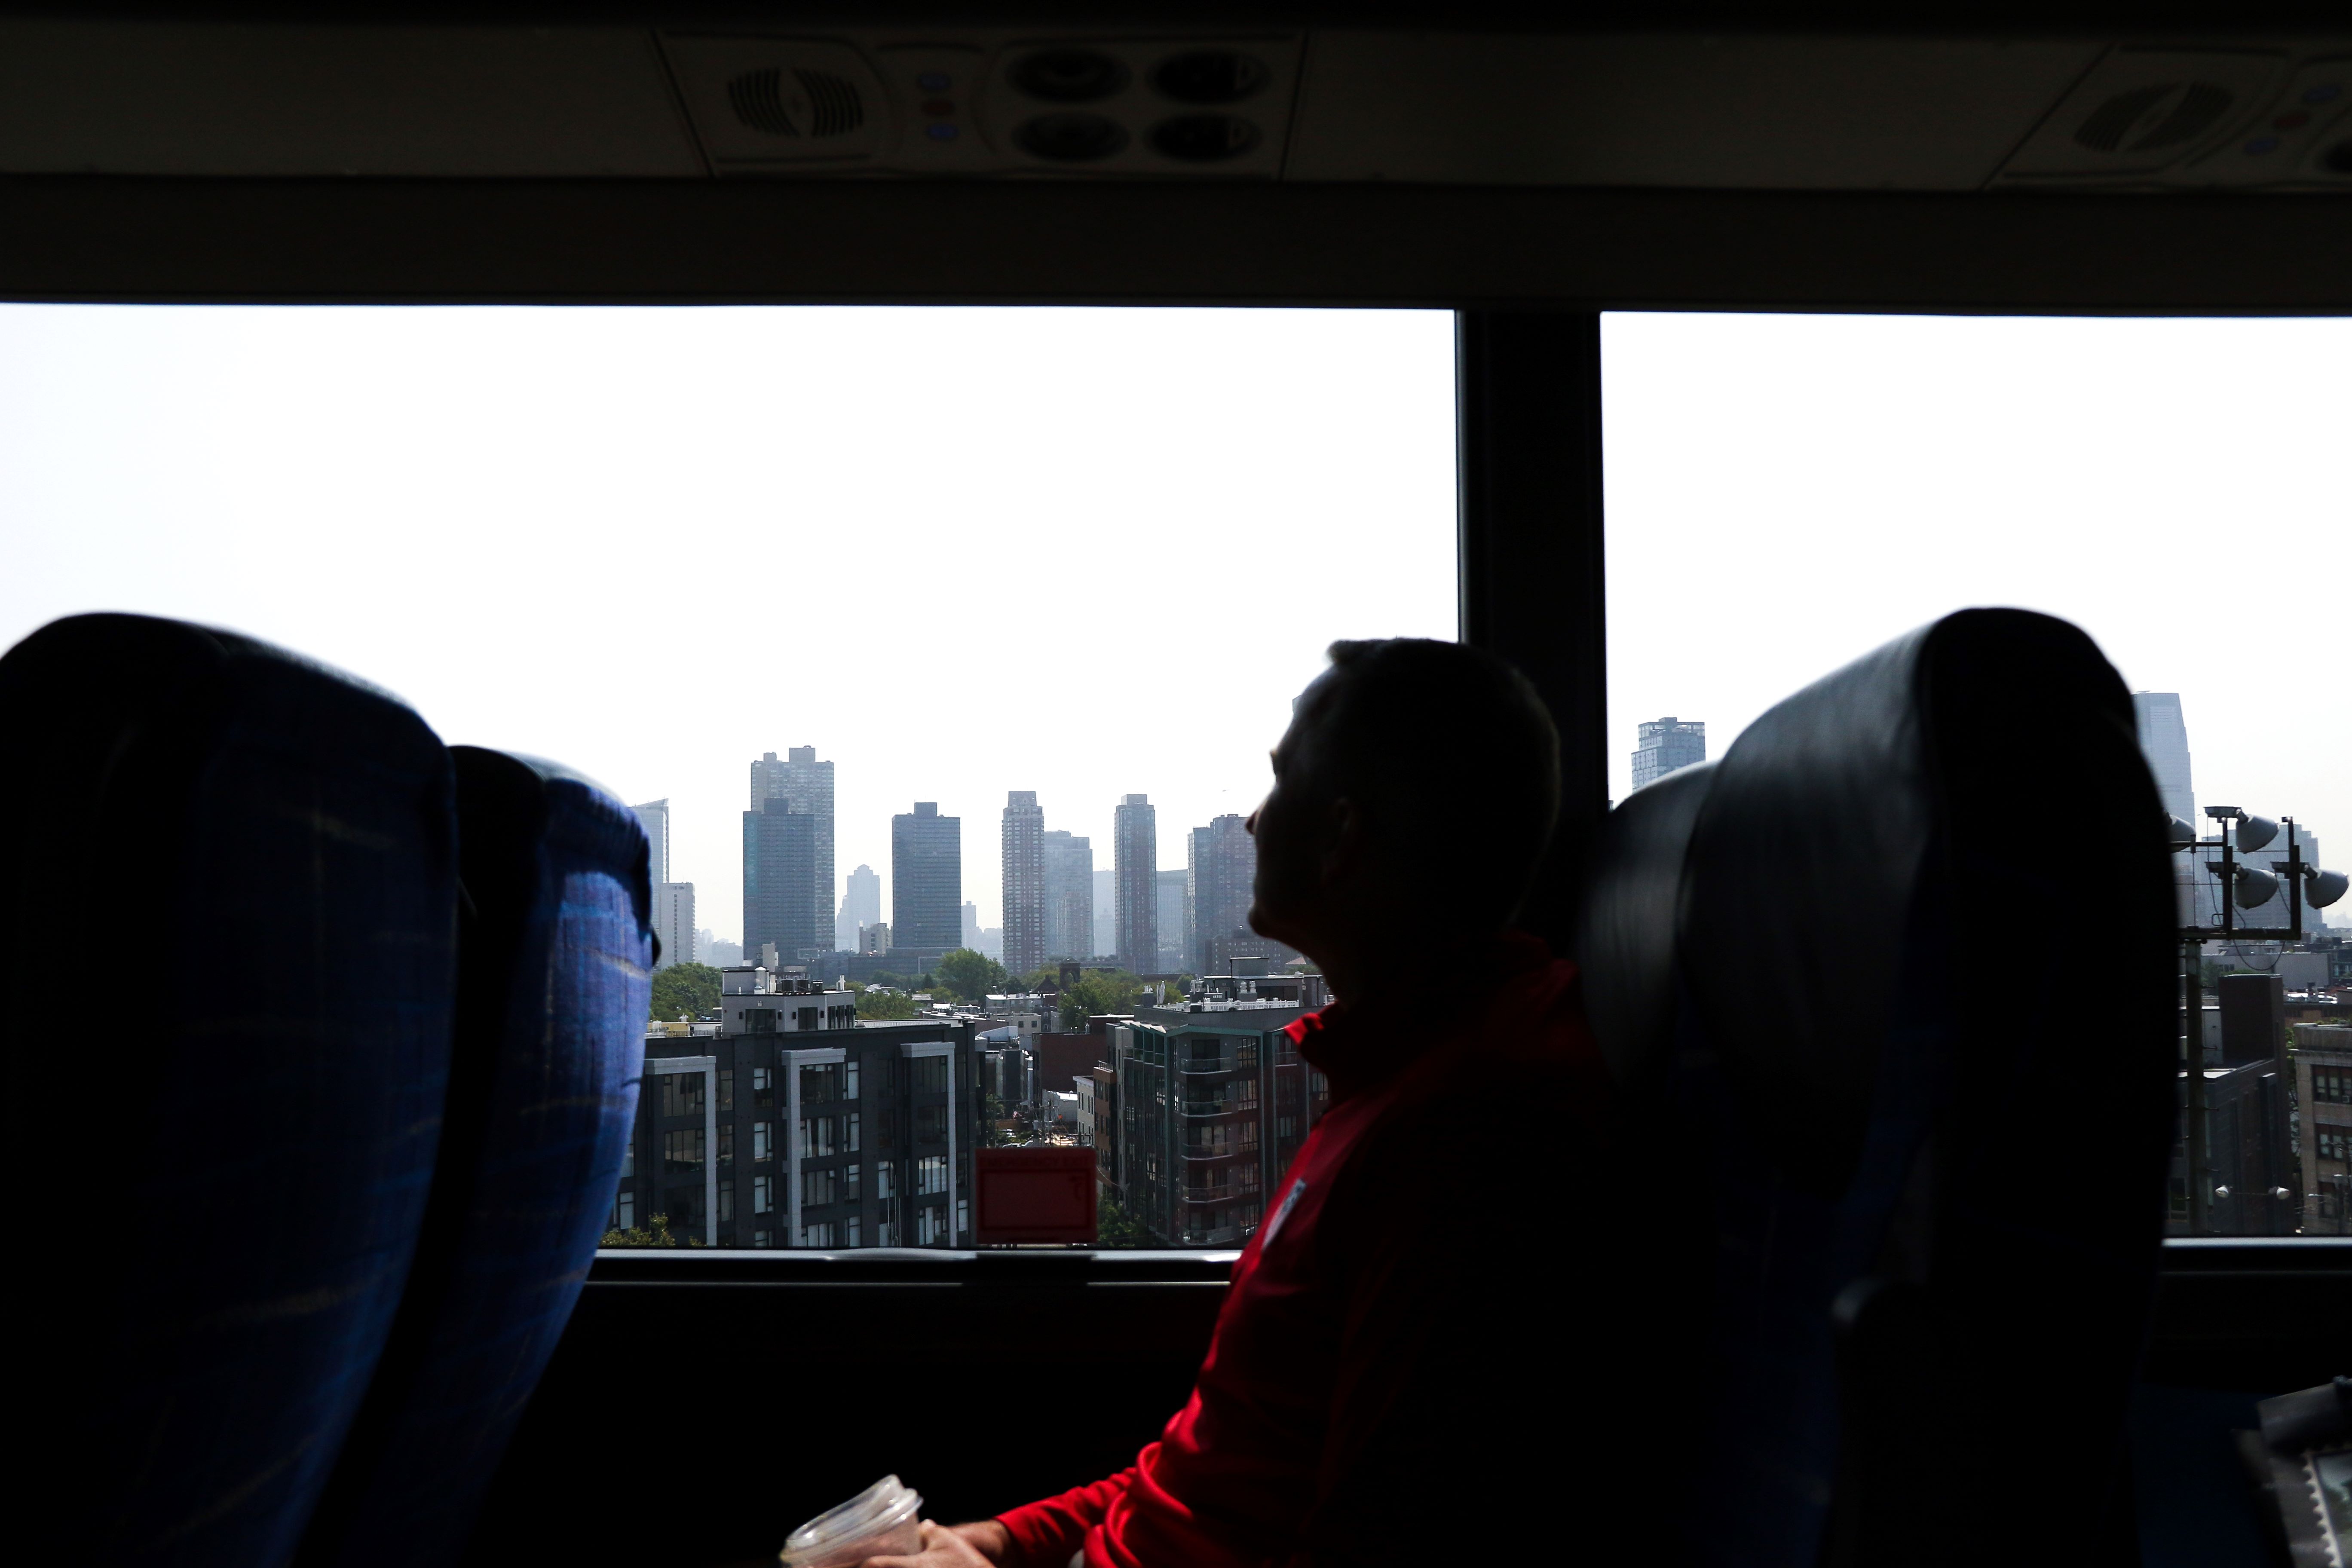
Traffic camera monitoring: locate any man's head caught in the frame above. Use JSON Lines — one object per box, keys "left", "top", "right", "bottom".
{"left": 1247, "top": 639, "right": 1560, "bottom": 972}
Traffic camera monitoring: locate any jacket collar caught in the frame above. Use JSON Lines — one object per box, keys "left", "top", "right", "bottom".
{"left": 1284, "top": 931, "right": 1568, "bottom": 1104}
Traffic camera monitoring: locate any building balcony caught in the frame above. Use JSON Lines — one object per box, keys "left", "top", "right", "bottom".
{"left": 1179, "top": 1056, "right": 1237, "bottom": 1076}
{"left": 1182, "top": 1145, "right": 1234, "bottom": 1161}
{"left": 1182, "top": 1184, "right": 1235, "bottom": 1204}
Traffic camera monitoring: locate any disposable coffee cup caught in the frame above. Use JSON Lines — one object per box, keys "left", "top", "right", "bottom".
{"left": 778, "top": 1475, "right": 925, "bottom": 1568}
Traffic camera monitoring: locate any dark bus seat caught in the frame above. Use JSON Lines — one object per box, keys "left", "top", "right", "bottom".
{"left": 296, "top": 747, "right": 653, "bottom": 1568}
{"left": 1578, "top": 608, "right": 2178, "bottom": 1568}
{"left": 0, "top": 613, "right": 460, "bottom": 1568}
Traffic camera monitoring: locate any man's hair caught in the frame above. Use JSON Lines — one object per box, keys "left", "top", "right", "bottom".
{"left": 1302, "top": 638, "right": 1561, "bottom": 933}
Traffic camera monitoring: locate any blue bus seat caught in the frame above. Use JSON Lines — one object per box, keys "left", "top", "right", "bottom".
{"left": 0, "top": 613, "right": 459, "bottom": 1568}
{"left": 295, "top": 746, "right": 652, "bottom": 1568}
{"left": 1579, "top": 608, "right": 2177, "bottom": 1568}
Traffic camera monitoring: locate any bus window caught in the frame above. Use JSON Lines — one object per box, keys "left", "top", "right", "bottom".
{"left": 0, "top": 304, "right": 1457, "bottom": 1251}
{"left": 1603, "top": 311, "right": 2349, "bottom": 1237}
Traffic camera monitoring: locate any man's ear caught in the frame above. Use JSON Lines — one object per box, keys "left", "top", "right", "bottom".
{"left": 1320, "top": 796, "right": 1367, "bottom": 885}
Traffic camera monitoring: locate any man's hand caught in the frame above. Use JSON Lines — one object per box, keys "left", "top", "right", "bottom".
{"left": 861, "top": 1518, "right": 1011, "bottom": 1568}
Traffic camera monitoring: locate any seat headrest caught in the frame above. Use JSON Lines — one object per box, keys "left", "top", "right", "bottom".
{"left": 1575, "top": 758, "right": 1715, "bottom": 1087}
{"left": 1662, "top": 608, "right": 2139, "bottom": 1196}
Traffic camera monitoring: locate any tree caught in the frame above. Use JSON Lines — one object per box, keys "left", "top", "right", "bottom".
{"left": 1096, "top": 1199, "right": 1152, "bottom": 1249}
{"left": 938, "top": 948, "right": 1009, "bottom": 1003}
{"left": 602, "top": 1212, "right": 687, "bottom": 1248}
{"left": 649, "top": 962, "right": 722, "bottom": 1023}
{"left": 858, "top": 988, "right": 918, "bottom": 1020}
{"left": 1058, "top": 969, "right": 1150, "bottom": 1030}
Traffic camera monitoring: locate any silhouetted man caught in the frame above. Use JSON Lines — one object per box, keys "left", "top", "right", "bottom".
{"left": 873, "top": 638, "right": 1633, "bottom": 1568}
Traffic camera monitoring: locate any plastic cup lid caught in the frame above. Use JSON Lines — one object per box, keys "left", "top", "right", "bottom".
{"left": 781, "top": 1475, "right": 923, "bottom": 1562}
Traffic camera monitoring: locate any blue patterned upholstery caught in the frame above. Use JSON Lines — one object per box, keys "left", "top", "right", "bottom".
{"left": 0, "top": 613, "right": 459, "bottom": 1568}
{"left": 297, "top": 746, "right": 651, "bottom": 1568}
{"left": 1580, "top": 609, "right": 2177, "bottom": 1568}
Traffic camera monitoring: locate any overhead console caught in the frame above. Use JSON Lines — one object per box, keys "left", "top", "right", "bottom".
{"left": 0, "top": 20, "right": 2345, "bottom": 190}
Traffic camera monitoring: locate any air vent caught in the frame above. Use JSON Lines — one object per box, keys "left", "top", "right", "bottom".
{"left": 663, "top": 36, "right": 888, "bottom": 167}
{"left": 798, "top": 70, "right": 864, "bottom": 137}
{"left": 726, "top": 67, "right": 865, "bottom": 138}
{"left": 728, "top": 69, "right": 798, "bottom": 136}
{"left": 1151, "top": 114, "right": 1261, "bottom": 162}
{"left": 986, "top": 35, "right": 1301, "bottom": 174}
{"left": 2073, "top": 82, "right": 2234, "bottom": 154}
{"left": 1998, "top": 48, "right": 2283, "bottom": 181}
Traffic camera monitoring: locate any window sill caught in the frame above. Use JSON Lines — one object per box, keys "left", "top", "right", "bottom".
{"left": 588, "top": 1246, "right": 1241, "bottom": 1285}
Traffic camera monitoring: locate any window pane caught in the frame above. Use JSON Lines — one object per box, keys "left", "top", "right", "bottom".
{"left": 1604, "top": 313, "right": 2349, "bottom": 1239}
{"left": 0, "top": 304, "right": 1452, "bottom": 1254}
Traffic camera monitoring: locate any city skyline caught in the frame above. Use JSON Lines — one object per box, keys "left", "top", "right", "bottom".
{"left": 1602, "top": 312, "right": 2343, "bottom": 838}
{"left": 0, "top": 305, "right": 1458, "bottom": 944}
{"left": 654, "top": 695, "right": 2344, "bottom": 954}
{"left": 5, "top": 308, "right": 2335, "bottom": 942}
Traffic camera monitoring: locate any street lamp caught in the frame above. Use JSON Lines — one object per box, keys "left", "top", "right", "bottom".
{"left": 2174, "top": 809, "right": 2345, "bottom": 1236}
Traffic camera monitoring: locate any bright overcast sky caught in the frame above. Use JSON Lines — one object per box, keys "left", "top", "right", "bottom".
{"left": 4, "top": 306, "right": 2343, "bottom": 941}
{"left": 1606, "top": 312, "right": 2348, "bottom": 919}
{"left": 0, "top": 306, "right": 1457, "bottom": 941}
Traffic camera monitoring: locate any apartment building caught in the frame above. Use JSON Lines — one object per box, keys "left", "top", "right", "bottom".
{"left": 1107, "top": 961, "right": 1332, "bottom": 1247}
{"left": 619, "top": 969, "right": 979, "bottom": 1249}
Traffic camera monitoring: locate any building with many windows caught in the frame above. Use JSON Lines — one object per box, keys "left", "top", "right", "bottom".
{"left": 2293, "top": 1021, "right": 2351, "bottom": 1235}
{"left": 620, "top": 970, "right": 980, "bottom": 1249}
{"left": 1156, "top": 869, "right": 1189, "bottom": 974}
{"left": 891, "top": 801, "right": 962, "bottom": 957}
{"left": 1043, "top": 830, "right": 1093, "bottom": 962}
{"left": 1188, "top": 814, "right": 1252, "bottom": 975}
{"left": 1092, "top": 867, "right": 1116, "bottom": 959}
{"left": 1184, "top": 813, "right": 1299, "bottom": 975}
{"left": 1001, "top": 790, "right": 1046, "bottom": 976}
{"left": 1114, "top": 794, "right": 1157, "bottom": 976}
{"left": 2132, "top": 692, "right": 2196, "bottom": 827}
{"left": 650, "top": 881, "right": 695, "bottom": 972}
{"left": 751, "top": 747, "right": 835, "bottom": 945}
{"left": 631, "top": 797, "right": 671, "bottom": 882}
{"left": 837, "top": 863, "right": 881, "bottom": 953}
{"left": 743, "top": 798, "right": 824, "bottom": 964}
{"left": 2134, "top": 691, "right": 2224, "bottom": 928}
{"left": 1104, "top": 962, "right": 1332, "bottom": 1246}
{"left": 1631, "top": 716, "right": 1706, "bottom": 790}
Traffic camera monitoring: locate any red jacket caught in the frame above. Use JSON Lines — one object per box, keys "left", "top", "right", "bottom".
{"left": 995, "top": 937, "right": 1618, "bottom": 1568}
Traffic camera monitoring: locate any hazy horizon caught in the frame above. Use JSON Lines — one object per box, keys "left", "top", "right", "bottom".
{"left": 0, "top": 305, "right": 1457, "bottom": 942}
{"left": 4, "top": 306, "right": 2341, "bottom": 943}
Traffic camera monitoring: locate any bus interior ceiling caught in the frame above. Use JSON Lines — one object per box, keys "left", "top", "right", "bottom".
{"left": 4, "top": 4, "right": 2346, "bottom": 1567}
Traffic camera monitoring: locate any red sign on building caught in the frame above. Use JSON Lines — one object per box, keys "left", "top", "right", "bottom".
{"left": 974, "top": 1146, "right": 1097, "bottom": 1246}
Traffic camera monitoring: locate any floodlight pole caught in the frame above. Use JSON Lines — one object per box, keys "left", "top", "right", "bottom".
{"left": 2177, "top": 817, "right": 2311, "bottom": 1237}
{"left": 2183, "top": 939, "right": 2210, "bottom": 1234}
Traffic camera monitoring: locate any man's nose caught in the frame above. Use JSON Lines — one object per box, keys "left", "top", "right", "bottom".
{"left": 1245, "top": 804, "right": 1261, "bottom": 836}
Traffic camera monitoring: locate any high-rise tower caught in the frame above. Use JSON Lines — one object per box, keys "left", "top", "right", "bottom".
{"left": 1092, "top": 867, "right": 1116, "bottom": 959}
{"left": 742, "top": 799, "right": 822, "bottom": 965}
{"left": 751, "top": 747, "right": 834, "bottom": 954}
{"left": 2133, "top": 691, "right": 2214, "bottom": 928}
{"left": 1631, "top": 718, "right": 1706, "bottom": 791}
{"left": 1188, "top": 814, "right": 1255, "bottom": 975}
{"left": 649, "top": 882, "right": 696, "bottom": 973}
{"left": 2131, "top": 692, "right": 2196, "bottom": 827}
{"left": 837, "top": 863, "right": 881, "bottom": 952}
{"left": 891, "top": 802, "right": 962, "bottom": 955}
{"left": 1001, "top": 791, "right": 1046, "bottom": 976}
{"left": 1042, "top": 831, "right": 1094, "bottom": 962}
{"left": 1114, "top": 794, "right": 1158, "bottom": 975}
{"left": 631, "top": 798, "right": 671, "bottom": 883}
